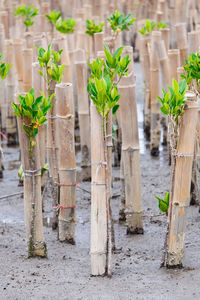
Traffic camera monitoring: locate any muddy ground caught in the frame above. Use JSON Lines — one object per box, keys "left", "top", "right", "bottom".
{"left": 1, "top": 63, "right": 200, "bottom": 300}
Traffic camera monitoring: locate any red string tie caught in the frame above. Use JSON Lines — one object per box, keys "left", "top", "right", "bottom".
{"left": 55, "top": 181, "right": 78, "bottom": 187}
{"left": 0, "top": 131, "right": 8, "bottom": 141}
{"left": 53, "top": 204, "right": 76, "bottom": 211}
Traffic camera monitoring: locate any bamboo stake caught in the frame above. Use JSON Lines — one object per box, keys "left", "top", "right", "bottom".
{"left": 140, "top": 34, "right": 151, "bottom": 139}
{"left": 188, "top": 30, "right": 199, "bottom": 54}
{"left": 75, "top": 49, "right": 91, "bottom": 180}
{"left": 119, "top": 70, "right": 143, "bottom": 234}
{"left": 167, "top": 91, "right": 198, "bottom": 268}
{"left": 22, "top": 48, "right": 33, "bottom": 92}
{"left": 15, "top": 94, "right": 47, "bottom": 258}
{"left": 55, "top": 83, "right": 76, "bottom": 244}
{"left": 90, "top": 101, "right": 107, "bottom": 276}
{"left": 13, "top": 39, "right": 25, "bottom": 92}
{"left": 0, "top": 23, "right": 5, "bottom": 132}
{"left": 5, "top": 39, "right": 17, "bottom": 146}
{"left": 150, "top": 31, "right": 161, "bottom": 156}
{"left": 175, "top": 23, "right": 188, "bottom": 66}
{"left": 168, "top": 49, "right": 180, "bottom": 82}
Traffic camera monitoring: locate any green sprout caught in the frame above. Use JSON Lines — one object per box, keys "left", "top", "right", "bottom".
{"left": 87, "top": 44, "right": 131, "bottom": 124}
{"left": 107, "top": 10, "right": 136, "bottom": 49}
{"left": 11, "top": 89, "right": 52, "bottom": 159}
{"left": 85, "top": 19, "right": 104, "bottom": 36}
{"left": 35, "top": 43, "right": 64, "bottom": 97}
{"left": 55, "top": 17, "right": 76, "bottom": 34}
{"left": 181, "top": 53, "right": 200, "bottom": 92}
{"left": 154, "top": 192, "right": 169, "bottom": 214}
{"left": 157, "top": 79, "right": 188, "bottom": 124}
{"left": 0, "top": 53, "right": 12, "bottom": 80}
{"left": 139, "top": 20, "right": 156, "bottom": 36}
{"left": 14, "top": 4, "right": 39, "bottom": 31}
{"left": 45, "top": 10, "right": 61, "bottom": 26}
{"left": 157, "top": 22, "right": 166, "bottom": 29}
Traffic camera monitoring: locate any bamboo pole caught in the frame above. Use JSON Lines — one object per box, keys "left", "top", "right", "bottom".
{"left": 150, "top": 31, "right": 161, "bottom": 156}
{"left": 140, "top": 34, "right": 151, "bottom": 139}
{"left": 188, "top": 30, "right": 199, "bottom": 54}
{"left": 15, "top": 94, "right": 47, "bottom": 258}
{"left": 75, "top": 49, "right": 91, "bottom": 180}
{"left": 22, "top": 48, "right": 33, "bottom": 92}
{"left": 119, "top": 69, "right": 143, "bottom": 234}
{"left": 175, "top": 23, "right": 188, "bottom": 66}
{"left": 0, "top": 23, "right": 5, "bottom": 133}
{"left": 13, "top": 39, "right": 25, "bottom": 92}
{"left": 167, "top": 91, "right": 198, "bottom": 268}
{"left": 55, "top": 83, "right": 76, "bottom": 244}
{"left": 5, "top": 39, "right": 17, "bottom": 146}
{"left": 158, "top": 39, "right": 170, "bottom": 145}
{"left": 168, "top": 49, "right": 180, "bottom": 82}
{"left": 90, "top": 101, "right": 107, "bottom": 276}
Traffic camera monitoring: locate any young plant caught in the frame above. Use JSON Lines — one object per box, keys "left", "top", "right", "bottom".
{"left": 181, "top": 53, "right": 200, "bottom": 92}
{"left": 0, "top": 53, "right": 12, "bottom": 80}
{"left": 14, "top": 4, "right": 39, "bottom": 31}
{"left": 45, "top": 10, "right": 61, "bottom": 26}
{"left": 35, "top": 43, "right": 64, "bottom": 230}
{"left": 154, "top": 192, "right": 169, "bottom": 214}
{"left": 107, "top": 10, "right": 136, "bottom": 49}
{"left": 139, "top": 20, "right": 166, "bottom": 36}
{"left": 11, "top": 89, "right": 52, "bottom": 158}
{"left": 35, "top": 43, "right": 64, "bottom": 97}
{"left": 55, "top": 17, "right": 76, "bottom": 34}
{"left": 85, "top": 19, "right": 104, "bottom": 36}
{"left": 157, "top": 78, "right": 188, "bottom": 267}
{"left": 139, "top": 20, "right": 156, "bottom": 36}
{"left": 88, "top": 44, "right": 131, "bottom": 277}
{"left": 157, "top": 22, "right": 166, "bottom": 30}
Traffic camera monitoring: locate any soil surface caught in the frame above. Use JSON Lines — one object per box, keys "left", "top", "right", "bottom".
{"left": 1, "top": 63, "right": 200, "bottom": 300}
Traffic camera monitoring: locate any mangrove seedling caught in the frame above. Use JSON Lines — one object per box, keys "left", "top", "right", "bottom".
{"left": 0, "top": 53, "right": 12, "bottom": 79}
{"left": 14, "top": 4, "right": 39, "bottom": 31}
{"left": 11, "top": 88, "right": 51, "bottom": 258}
{"left": 139, "top": 20, "right": 166, "bottom": 36}
{"left": 45, "top": 10, "right": 61, "bottom": 26}
{"left": 35, "top": 43, "right": 65, "bottom": 230}
{"left": 154, "top": 192, "right": 169, "bottom": 215}
{"left": 107, "top": 10, "right": 136, "bottom": 49}
{"left": 157, "top": 78, "right": 188, "bottom": 266}
{"left": 55, "top": 17, "right": 76, "bottom": 34}
{"left": 85, "top": 19, "right": 104, "bottom": 36}
{"left": 35, "top": 43, "right": 64, "bottom": 97}
{"left": 181, "top": 53, "right": 200, "bottom": 93}
{"left": 88, "top": 44, "right": 131, "bottom": 277}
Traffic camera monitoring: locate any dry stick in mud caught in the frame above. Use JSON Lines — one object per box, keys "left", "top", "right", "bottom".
{"left": 157, "top": 78, "right": 190, "bottom": 267}
{"left": 35, "top": 44, "right": 65, "bottom": 230}
{"left": 55, "top": 83, "right": 76, "bottom": 244}
{"left": 75, "top": 49, "right": 91, "bottom": 180}
{"left": 12, "top": 90, "right": 51, "bottom": 258}
{"left": 88, "top": 45, "right": 131, "bottom": 277}
{"left": 118, "top": 48, "right": 143, "bottom": 234}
